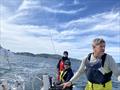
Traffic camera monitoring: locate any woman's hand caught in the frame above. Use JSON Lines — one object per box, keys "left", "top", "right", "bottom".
{"left": 63, "top": 81, "right": 72, "bottom": 89}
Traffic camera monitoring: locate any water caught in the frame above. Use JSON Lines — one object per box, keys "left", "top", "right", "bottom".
{"left": 0, "top": 55, "right": 120, "bottom": 90}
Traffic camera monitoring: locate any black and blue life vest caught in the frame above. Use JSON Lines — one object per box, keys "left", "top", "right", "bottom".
{"left": 85, "top": 53, "right": 112, "bottom": 84}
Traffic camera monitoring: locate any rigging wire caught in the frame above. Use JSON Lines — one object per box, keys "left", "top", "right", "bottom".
{"left": 49, "top": 9, "right": 58, "bottom": 54}
{"left": 49, "top": 30, "right": 57, "bottom": 54}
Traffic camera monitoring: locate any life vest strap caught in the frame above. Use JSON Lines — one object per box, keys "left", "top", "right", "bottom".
{"left": 88, "top": 80, "right": 111, "bottom": 86}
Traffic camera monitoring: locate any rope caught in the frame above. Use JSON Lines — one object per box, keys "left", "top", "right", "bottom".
{"left": 49, "top": 30, "right": 57, "bottom": 54}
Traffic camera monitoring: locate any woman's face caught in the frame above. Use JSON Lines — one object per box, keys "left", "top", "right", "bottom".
{"left": 93, "top": 43, "right": 105, "bottom": 56}
{"left": 64, "top": 64, "right": 70, "bottom": 69}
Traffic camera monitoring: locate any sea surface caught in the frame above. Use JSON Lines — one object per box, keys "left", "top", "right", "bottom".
{"left": 0, "top": 55, "right": 120, "bottom": 90}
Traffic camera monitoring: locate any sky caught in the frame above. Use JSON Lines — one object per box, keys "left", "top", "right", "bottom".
{"left": 0, "top": 0, "right": 120, "bottom": 62}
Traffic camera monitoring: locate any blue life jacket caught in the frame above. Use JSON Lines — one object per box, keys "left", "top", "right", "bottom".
{"left": 85, "top": 53, "right": 112, "bottom": 84}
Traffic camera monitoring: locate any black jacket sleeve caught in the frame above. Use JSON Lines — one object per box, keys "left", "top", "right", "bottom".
{"left": 65, "top": 69, "right": 74, "bottom": 82}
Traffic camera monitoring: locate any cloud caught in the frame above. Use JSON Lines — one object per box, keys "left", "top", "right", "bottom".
{"left": 106, "top": 47, "right": 120, "bottom": 62}
{"left": 0, "top": 5, "right": 11, "bottom": 19}
{"left": 62, "top": 11, "right": 120, "bottom": 30}
{"left": 0, "top": 0, "right": 22, "bottom": 19}
{"left": 2, "top": 9, "right": 120, "bottom": 59}
{"left": 59, "top": 10, "right": 120, "bottom": 40}
{"left": 18, "top": 0, "right": 86, "bottom": 14}
{"left": 1, "top": 24, "right": 52, "bottom": 53}
{"left": 74, "top": 0, "right": 80, "bottom": 5}
{"left": 1, "top": 0, "right": 120, "bottom": 62}
{"left": 1, "top": 22, "right": 75, "bottom": 54}
{"left": 7, "top": 0, "right": 86, "bottom": 26}
{"left": 41, "top": 6, "right": 86, "bottom": 14}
